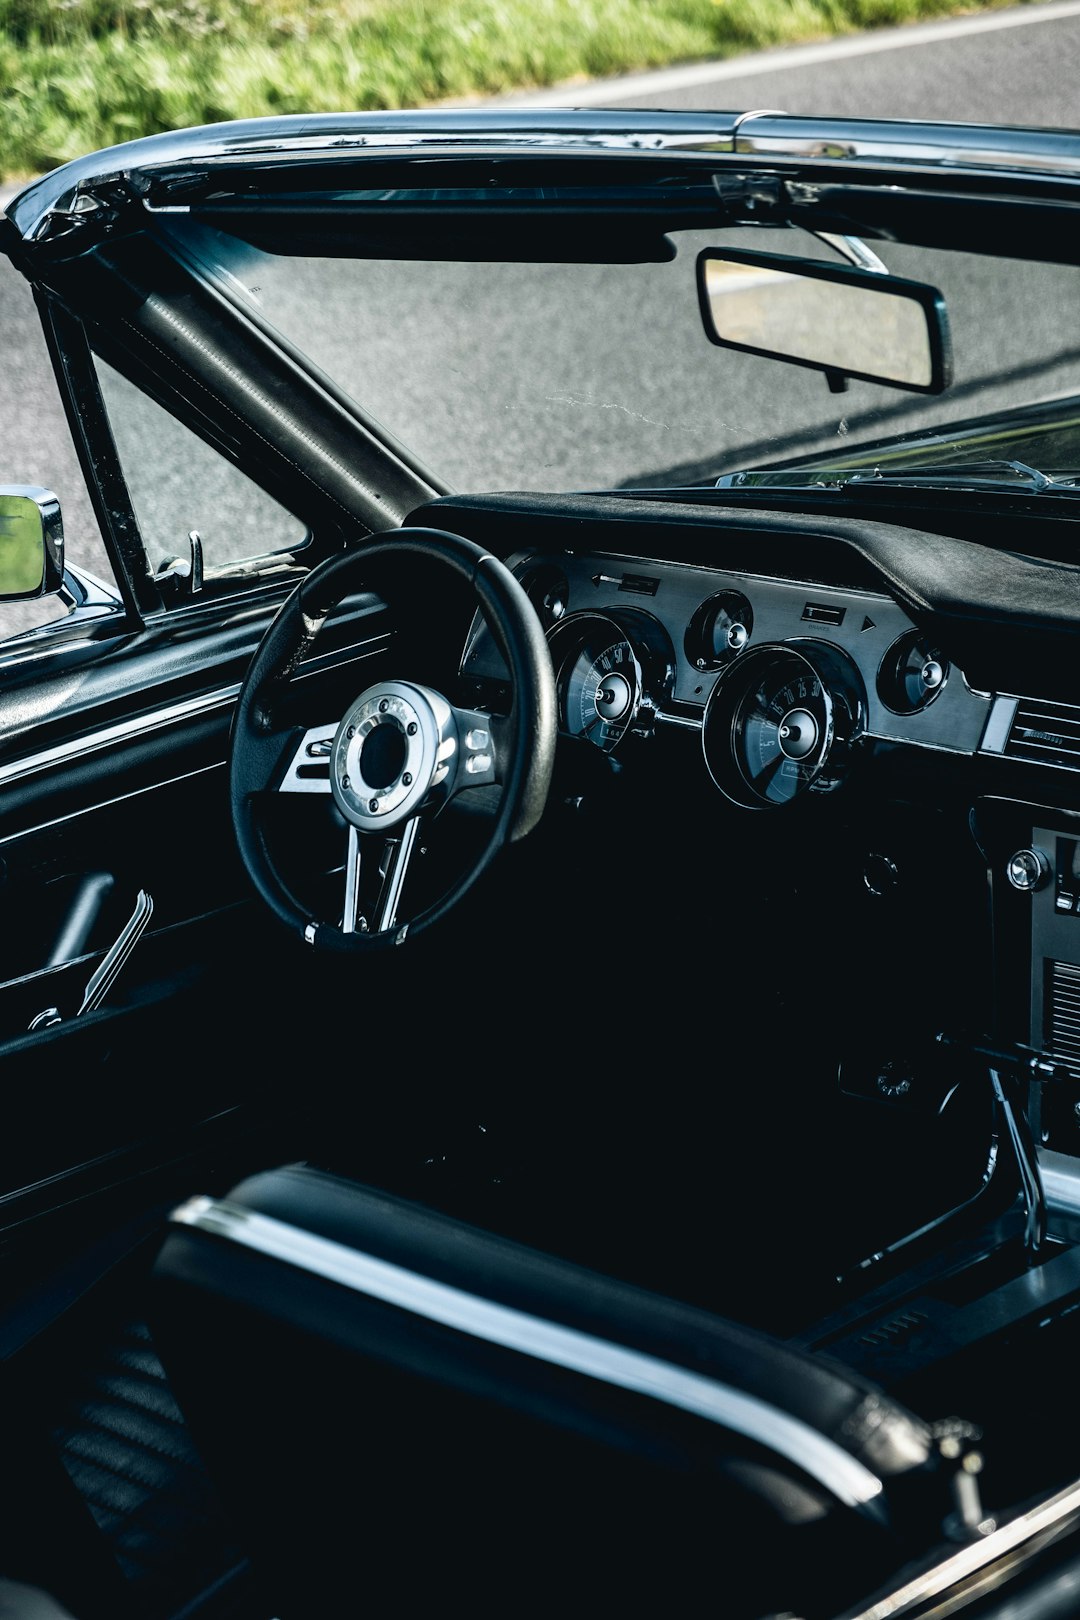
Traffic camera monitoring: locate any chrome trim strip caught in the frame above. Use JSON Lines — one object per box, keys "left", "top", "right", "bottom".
{"left": 11, "top": 111, "right": 1080, "bottom": 244}
{"left": 0, "top": 683, "right": 241, "bottom": 789}
{"left": 979, "top": 694, "right": 1019, "bottom": 754}
{"left": 1040, "top": 1149, "right": 1080, "bottom": 1218}
{"left": 171, "top": 1194, "right": 885, "bottom": 1512}
{"left": 733, "top": 118, "right": 1080, "bottom": 177}
{"left": 0, "top": 761, "right": 223, "bottom": 855}
{"left": 654, "top": 710, "right": 703, "bottom": 732}
{"left": 840, "top": 1475, "right": 1080, "bottom": 1619}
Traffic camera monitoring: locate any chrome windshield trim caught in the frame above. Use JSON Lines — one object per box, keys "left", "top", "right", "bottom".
{"left": 9, "top": 110, "right": 1080, "bottom": 244}
{"left": 171, "top": 1193, "right": 886, "bottom": 1513}
{"left": 0, "top": 683, "right": 240, "bottom": 789}
{"left": 732, "top": 113, "right": 1080, "bottom": 177}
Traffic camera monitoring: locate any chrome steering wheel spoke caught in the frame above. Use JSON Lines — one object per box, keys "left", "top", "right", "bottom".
{"left": 278, "top": 722, "right": 337, "bottom": 794}
{"left": 340, "top": 816, "right": 422, "bottom": 936}
{"left": 372, "top": 816, "right": 421, "bottom": 933}
{"left": 342, "top": 823, "right": 364, "bottom": 933}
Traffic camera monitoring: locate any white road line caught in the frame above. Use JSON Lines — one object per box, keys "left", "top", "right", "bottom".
{"left": 497, "top": 0, "right": 1080, "bottom": 107}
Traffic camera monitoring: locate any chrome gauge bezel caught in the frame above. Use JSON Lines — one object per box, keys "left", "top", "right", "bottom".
{"left": 703, "top": 640, "right": 867, "bottom": 808}
{"left": 546, "top": 608, "right": 675, "bottom": 753}
{"left": 876, "top": 628, "right": 950, "bottom": 716}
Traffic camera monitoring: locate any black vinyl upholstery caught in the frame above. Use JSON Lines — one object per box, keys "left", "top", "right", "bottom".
{"left": 51, "top": 1318, "right": 248, "bottom": 1617}
{"left": 149, "top": 1165, "right": 950, "bottom": 1618}
{"left": 0, "top": 1217, "right": 250, "bottom": 1620}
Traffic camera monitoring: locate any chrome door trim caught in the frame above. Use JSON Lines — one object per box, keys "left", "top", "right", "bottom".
{"left": 0, "top": 683, "right": 241, "bottom": 789}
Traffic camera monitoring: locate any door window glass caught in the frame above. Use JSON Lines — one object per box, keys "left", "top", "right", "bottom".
{"left": 95, "top": 360, "right": 308, "bottom": 586}
{"left": 0, "top": 257, "right": 114, "bottom": 639}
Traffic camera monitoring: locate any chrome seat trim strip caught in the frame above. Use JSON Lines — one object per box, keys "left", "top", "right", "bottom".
{"left": 171, "top": 1193, "right": 885, "bottom": 1513}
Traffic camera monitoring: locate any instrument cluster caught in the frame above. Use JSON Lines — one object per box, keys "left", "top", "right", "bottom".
{"left": 460, "top": 542, "right": 994, "bottom": 806}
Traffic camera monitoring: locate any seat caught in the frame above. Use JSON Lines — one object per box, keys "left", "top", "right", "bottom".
{"left": 148, "top": 1164, "right": 973, "bottom": 1618}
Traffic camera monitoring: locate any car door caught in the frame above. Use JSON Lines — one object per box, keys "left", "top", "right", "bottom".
{"left": 0, "top": 191, "right": 445, "bottom": 1235}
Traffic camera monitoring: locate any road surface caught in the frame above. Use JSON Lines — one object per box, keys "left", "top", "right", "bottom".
{"left": 1, "top": 0, "right": 1078, "bottom": 636}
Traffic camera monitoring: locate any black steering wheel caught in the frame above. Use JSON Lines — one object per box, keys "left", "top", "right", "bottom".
{"left": 228, "top": 528, "right": 556, "bottom": 951}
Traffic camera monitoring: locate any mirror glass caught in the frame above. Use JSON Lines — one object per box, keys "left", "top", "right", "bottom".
{"left": 698, "top": 252, "right": 949, "bottom": 393}
{"left": 0, "top": 488, "right": 63, "bottom": 600}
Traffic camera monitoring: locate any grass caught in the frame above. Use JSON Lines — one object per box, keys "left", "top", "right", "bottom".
{"left": 0, "top": 0, "right": 1040, "bottom": 180}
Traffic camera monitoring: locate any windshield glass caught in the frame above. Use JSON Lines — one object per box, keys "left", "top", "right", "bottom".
{"left": 164, "top": 218, "right": 1080, "bottom": 494}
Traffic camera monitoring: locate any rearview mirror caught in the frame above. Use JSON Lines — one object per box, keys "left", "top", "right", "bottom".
{"left": 0, "top": 487, "right": 65, "bottom": 600}
{"left": 696, "top": 249, "right": 952, "bottom": 395}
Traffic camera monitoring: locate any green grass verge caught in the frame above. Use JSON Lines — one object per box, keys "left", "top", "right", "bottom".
{"left": 0, "top": 0, "right": 1038, "bottom": 180}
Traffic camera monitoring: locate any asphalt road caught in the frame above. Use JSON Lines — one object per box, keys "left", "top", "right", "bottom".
{"left": 2, "top": 0, "right": 1080, "bottom": 637}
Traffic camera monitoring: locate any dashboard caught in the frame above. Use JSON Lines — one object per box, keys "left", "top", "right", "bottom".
{"left": 414, "top": 489, "right": 1080, "bottom": 1172}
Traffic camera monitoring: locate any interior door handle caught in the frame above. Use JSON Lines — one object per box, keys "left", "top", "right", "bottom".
{"left": 78, "top": 889, "right": 154, "bottom": 1016}
{"left": 29, "top": 890, "right": 154, "bottom": 1031}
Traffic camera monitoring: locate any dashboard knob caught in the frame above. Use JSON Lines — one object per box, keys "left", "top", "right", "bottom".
{"left": 1007, "top": 847, "right": 1051, "bottom": 892}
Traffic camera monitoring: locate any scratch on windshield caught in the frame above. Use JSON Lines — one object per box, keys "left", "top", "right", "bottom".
{"left": 542, "top": 390, "right": 724, "bottom": 437}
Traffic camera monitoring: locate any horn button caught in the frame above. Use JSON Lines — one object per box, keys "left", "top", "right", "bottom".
{"left": 330, "top": 681, "right": 456, "bottom": 832}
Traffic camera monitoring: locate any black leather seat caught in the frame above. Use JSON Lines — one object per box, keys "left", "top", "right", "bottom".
{"left": 149, "top": 1164, "right": 964, "bottom": 1617}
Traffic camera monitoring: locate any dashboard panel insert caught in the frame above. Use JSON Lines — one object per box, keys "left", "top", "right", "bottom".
{"left": 703, "top": 642, "right": 867, "bottom": 807}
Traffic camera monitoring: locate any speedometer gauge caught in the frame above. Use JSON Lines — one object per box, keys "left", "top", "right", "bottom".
{"left": 553, "top": 619, "right": 641, "bottom": 751}
{"left": 568, "top": 636, "right": 637, "bottom": 738}
{"left": 737, "top": 659, "right": 831, "bottom": 804}
{"left": 547, "top": 610, "right": 674, "bottom": 754}
{"left": 703, "top": 643, "right": 866, "bottom": 807}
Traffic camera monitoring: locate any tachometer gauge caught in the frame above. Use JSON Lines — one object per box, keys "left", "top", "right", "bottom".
{"left": 550, "top": 615, "right": 642, "bottom": 752}
{"left": 703, "top": 642, "right": 866, "bottom": 807}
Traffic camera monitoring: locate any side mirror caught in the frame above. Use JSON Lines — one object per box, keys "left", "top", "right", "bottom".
{"left": 696, "top": 249, "right": 952, "bottom": 395}
{"left": 0, "top": 487, "right": 65, "bottom": 600}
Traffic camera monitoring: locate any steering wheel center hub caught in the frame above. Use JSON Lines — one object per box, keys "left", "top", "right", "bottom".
{"left": 330, "top": 680, "right": 454, "bottom": 831}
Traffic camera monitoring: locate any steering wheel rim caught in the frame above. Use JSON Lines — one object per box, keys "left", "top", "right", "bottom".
{"left": 229, "top": 527, "right": 556, "bottom": 951}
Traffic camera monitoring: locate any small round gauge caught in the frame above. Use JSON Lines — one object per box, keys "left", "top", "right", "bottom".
{"left": 877, "top": 630, "right": 949, "bottom": 715}
{"left": 703, "top": 642, "right": 866, "bottom": 807}
{"left": 548, "top": 613, "right": 642, "bottom": 752}
{"left": 517, "top": 563, "right": 569, "bottom": 630}
{"left": 685, "top": 590, "right": 753, "bottom": 671}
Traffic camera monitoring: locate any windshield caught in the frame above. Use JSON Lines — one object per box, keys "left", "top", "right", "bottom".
{"left": 164, "top": 217, "right": 1080, "bottom": 495}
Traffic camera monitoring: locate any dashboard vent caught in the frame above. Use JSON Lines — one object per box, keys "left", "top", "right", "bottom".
{"left": 1046, "top": 961, "right": 1080, "bottom": 1081}
{"left": 1004, "top": 698, "right": 1080, "bottom": 771}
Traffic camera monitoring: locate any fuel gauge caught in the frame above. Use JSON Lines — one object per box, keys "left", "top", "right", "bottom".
{"left": 685, "top": 590, "right": 753, "bottom": 671}
{"left": 877, "top": 630, "right": 949, "bottom": 714}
